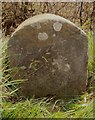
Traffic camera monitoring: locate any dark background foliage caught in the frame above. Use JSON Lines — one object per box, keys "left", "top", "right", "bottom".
{"left": 2, "top": 2, "right": 95, "bottom": 36}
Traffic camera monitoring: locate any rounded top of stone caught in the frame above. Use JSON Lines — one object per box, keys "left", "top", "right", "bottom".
{"left": 11, "top": 14, "right": 86, "bottom": 37}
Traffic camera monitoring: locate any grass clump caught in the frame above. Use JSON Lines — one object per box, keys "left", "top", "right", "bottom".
{"left": 88, "top": 31, "right": 94, "bottom": 73}
{"left": 2, "top": 98, "right": 52, "bottom": 118}
{"left": 2, "top": 94, "right": 93, "bottom": 118}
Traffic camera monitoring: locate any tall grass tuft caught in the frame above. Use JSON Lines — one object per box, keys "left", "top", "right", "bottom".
{"left": 1, "top": 36, "right": 24, "bottom": 100}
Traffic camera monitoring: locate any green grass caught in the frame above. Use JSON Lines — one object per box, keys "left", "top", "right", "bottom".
{"left": 2, "top": 95, "right": 93, "bottom": 118}
{"left": 1, "top": 31, "right": 94, "bottom": 119}
{"left": 2, "top": 98, "right": 51, "bottom": 118}
{"left": 88, "top": 31, "right": 94, "bottom": 73}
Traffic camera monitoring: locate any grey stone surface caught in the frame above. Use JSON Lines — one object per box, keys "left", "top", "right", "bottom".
{"left": 7, "top": 14, "right": 88, "bottom": 98}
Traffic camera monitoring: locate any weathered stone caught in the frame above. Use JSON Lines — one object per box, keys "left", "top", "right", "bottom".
{"left": 7, "top": 14, "right": 88, "bottom": 98}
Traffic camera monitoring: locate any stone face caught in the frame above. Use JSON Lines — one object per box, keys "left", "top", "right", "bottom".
{"left": 7, "top": 14, "right": 88, "bottom": 98}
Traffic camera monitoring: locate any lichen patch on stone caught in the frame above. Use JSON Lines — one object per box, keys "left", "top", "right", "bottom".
{"left": 53, "top": 22, "right": 62, "bottom": 31}
{"left": 31, "top": 22, "right": 41, "bottom": 29}
{"left": 64, "top": 57, "right": 67, "bottom": 61}
{"left": 20, "top": 66, "right": 26, "bottom": 70}
{"left": 38, "top": 32, "right": 48, "bottom": 41}
{"left": 52, "top": 58, "right": 63, "bottom": 71}
{"left": 53, "top": 34, "right": 56, "bottom": 37}
{"left": 64, "top": 64, "right": 70, "bottom": 72}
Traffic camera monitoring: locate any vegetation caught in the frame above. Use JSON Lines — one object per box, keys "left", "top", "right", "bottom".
{"left": 2, "top": 2, "right": 95, "bottom": 35}
{"left": 2, "top": 96, "right": 93, "bottom": 118}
